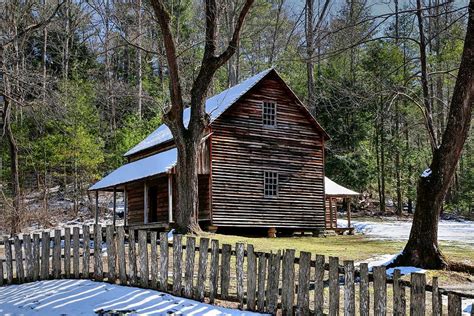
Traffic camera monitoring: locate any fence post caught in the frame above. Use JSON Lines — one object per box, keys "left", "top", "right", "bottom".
{"left": 267, "top": 251, "right": 281, "bottom": 314}
{"left": 344, "top": 260, "right": 355, "bottom": 316}
{"left": 247, "top": 244, "right": 257, "bottom": 311}
{"left": 23, "top": 234, "right": 33, "bottom": 281}
{"left": 0, "top": 255, "right": 3, "bottom": 286}
{"left": 32, "top": 234, "right": 40, "bottom": 281}
{"left": 410, "top": 273, "right": 426, "bottom": 316}
{"left": 40, "top": 232, "right": 50, "bottom": 280}
{"left": 106, "top": 225, "right": 117, "bottom": 283}
{"left": 82, "top": 225, "right": 90, "bottom": 279}
{"left": 196, "top": 238, "right": 209, "bottom": 302}
{"left": 297, "top": 251, "right": 311, "bottom": 315}
{"left": 281, "top": 249, "right": 295, "bottom": 316}
{"left": 448, "top": 293, "right": 461, "bottom": 316}
{"left": 257, "top": 253, "right": 267, "bottom": 312}
{"left": 94, "top": 225, "right": 103, "bottom": 281}
{"left": 221, "top": 244, "right": 231, "bottom": 299}
{"left": 432, "top": 276, "right": 441, "bottom": 316}
{"left": 236, "top": 242, "right": 245, "bottom": 309}
{"left": 373, "top": 266, "right": 387, "bottom": 316}
{"left": 150, "top": 231, "right": 158, "bottom": 289}
{"left": 329, "top": 256, "right": 339, "bottom": 316}
{"left": 314, "top": 254, "right": 325, "bottom": 316}
{"left": 359, "top": 263, "right": 369, "bottom": 316}
{"left": 393, "top": 269, "right": 406, "bottom": 316}
{"left": 52, "top": 230, "right": 61, "bottom": 279}
{"left": 128, "top": 229, "right": 137, "bottom": 285}
{"left": 138, "top": 230, "right": 148, "bottom": 287}
{"left": 72, "top": 227, "right": 80, "bottom": 279}
{"left": 184, "top": 236, "right": 196, "bottom": 298}
{"left": 4, "top": 237, "right": 13, "bottom": 284}
{"left": 209, "top": 239, "right": 219, "bottom": 304}
{"left": 117, "top": 226, "right": 127, "bottom": 284}
{"left": 14, "top": 236, "right": 25, "bottom": 282}
{"left": 64, "top": 227, "right": 71, "bottom": 278}
{"left": 172, "top": 234, "right": 183, "bottom": 296}
{"left": 159, "top": 232, "right": 168, "bottom": 291}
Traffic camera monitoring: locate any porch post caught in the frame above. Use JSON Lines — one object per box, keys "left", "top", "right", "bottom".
{"left": 113, "top": 187, "right": 117, "bottom": 228}
{"left": 144, "top": 182, "right": 148, "bottom": 224}
{"left": 168, "top": 173, "right": 173, "bottom": 223}
{"left": 329, "top": 197, "right": 333, "bottom": 229}
{"left": 124, "top": 189, "right": 128, "bottom": 226}
{"left": 347, "top": 197, "right": 352, "bottom": 228}
{"left": 95, "top": 190, "right": 99, "bottom": 225}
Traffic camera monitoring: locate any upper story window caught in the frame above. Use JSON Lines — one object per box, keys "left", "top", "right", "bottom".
{"left": 264, "top": 171, "right": 278, "bottom": 197}
{"left": 262, "top": 101, "right": 277, "bottom": 127}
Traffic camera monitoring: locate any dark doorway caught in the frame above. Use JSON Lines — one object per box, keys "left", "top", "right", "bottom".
{"left": 148, "top": 185, "right": 158, "bottom": 223}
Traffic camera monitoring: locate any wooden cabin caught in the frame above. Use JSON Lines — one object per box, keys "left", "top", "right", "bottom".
{"left": 90, "top": 68, "right": 342, "bottom": 234}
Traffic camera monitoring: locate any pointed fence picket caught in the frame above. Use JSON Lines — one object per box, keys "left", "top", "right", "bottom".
{"left": 1, "top": 225, "right": 473, "bottom": 315}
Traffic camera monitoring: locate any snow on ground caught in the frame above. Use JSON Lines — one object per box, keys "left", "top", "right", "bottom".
{"left": 358, "top": 253, "right": 426, "bottom": 277}
{"left": 338, "top": 218, "right": 474, "bottom": 247}
{"left": 0, "top": 279, "right": 265, "bottom": 316}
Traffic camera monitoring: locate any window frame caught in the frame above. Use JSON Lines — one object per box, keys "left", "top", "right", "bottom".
{"left": 262, "top": 101, "right": 277, "bottom": 127}
{"left": 264, "top": 171, "right": 279, "bottom": 198}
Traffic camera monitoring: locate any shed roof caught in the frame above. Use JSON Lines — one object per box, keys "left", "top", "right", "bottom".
{"left": 124, "top": 68, "right": 329, "bottom": 157}
{"left": 324, "top": 177, "right": 360, "bottom": 196}
{"left": 89, "top": 148, "right": 177, "bottom": 191}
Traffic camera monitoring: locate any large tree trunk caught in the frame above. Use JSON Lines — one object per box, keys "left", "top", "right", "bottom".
{"left": 392, "top": 0, "right": 474, "bottom": 269}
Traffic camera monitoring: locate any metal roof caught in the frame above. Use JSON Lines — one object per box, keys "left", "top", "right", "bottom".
{"left": 124, "top": 68, "right": 273, "bottom": 157}
{"left": 324, "top": 177, "right": 360, "bottom": 196}
{"left": 89, "top": 148, "right": 177, "bottom": 191}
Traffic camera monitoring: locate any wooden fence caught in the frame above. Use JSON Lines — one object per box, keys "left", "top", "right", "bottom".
{"left": 1, "top": 224, "right": 473, "bottom": 315}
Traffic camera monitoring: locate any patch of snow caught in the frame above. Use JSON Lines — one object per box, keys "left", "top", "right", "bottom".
{"left": 360, "top": 253, "right": 426, "bottom": 277}
{"left": 338, "top": 219, "right": 474, "bottom": 247}
{"left": 0, "top": 279, "right": 266, "bottom": 315}
{"left": 421, "top": 168, "right": 432, "bottom": 178}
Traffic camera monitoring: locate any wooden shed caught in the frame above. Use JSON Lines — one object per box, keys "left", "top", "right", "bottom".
{"left": 90, "top": 69, "right": 335, "bottom": 234}
{"left": 324, "top": 177, "right": 360, "bottom": 234}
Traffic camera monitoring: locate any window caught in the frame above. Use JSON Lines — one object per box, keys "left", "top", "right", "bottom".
{"left": 262, "top": 101, "right": 277, "bottom": 126}
{"left": 264, "top": 171, "right": 278, "bottom": 197}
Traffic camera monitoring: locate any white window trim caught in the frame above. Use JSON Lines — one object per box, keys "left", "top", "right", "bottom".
{"left": 264, "top": 171, "right": 279, "bottom": 198}
{"left": 262, "top": 101, "right": 277, "bottom": 127}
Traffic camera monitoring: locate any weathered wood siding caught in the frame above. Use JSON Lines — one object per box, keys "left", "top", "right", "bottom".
{"left": 211, "top": 73, "right": 325, "bottom": 229}
{"left": 126, "top": 182, "right": 145, "bottom": 224}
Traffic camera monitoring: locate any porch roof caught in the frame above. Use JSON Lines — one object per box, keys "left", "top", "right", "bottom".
{"left": 324, "top": 177, "right": 360, "bottom": 197}
{"left": 89, "top": 148, "right": 177, "bottom": 191}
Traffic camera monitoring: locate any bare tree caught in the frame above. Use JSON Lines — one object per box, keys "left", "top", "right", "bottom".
{"left": 150, "top": 0, "right": 254, "bottom": 233}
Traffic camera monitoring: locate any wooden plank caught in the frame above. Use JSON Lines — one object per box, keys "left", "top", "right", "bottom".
{"left": 297, "top": 251, "right": 311, "bottom": 315}
{"left": 14, "top": 236, "right": 25, "bottom": 282}
{"left": 196, "top": 238, "right": 209, "bottom": 301}
{"left": 373, "top": 266, "right": 387, "bottom": 316}
{"left": 138, "top": 230, "right": 149, "bottom": 287}
{"left": 314, "top": 254, "right": 325, "bottom": 316}
{"left": 0, "top": 253, "right": 3, "bottom": 286}
{"left": 448, "top": 293, "right": 461, "bottom": 316}
{"left": 128, "top": 229, "right": 137, "bottom": 285}
{"left": 52, "top": 230, "right": 61, "bottom": 279}
{"left": 247, "top": 244, "right": 257, "bottom": 311}
{"left": 94, "top": 225, "right": 103, "bottom": 281}
{"left": 257, "top": 253, "right": 267, "bottom": 312}
{"left": 220, "top": 244, "right": 231, "bottom": 299}
{"left": 184, "top": 236, "right": 196, "bottom": 298}
{"left": 72, "top": 227, "right": 80, "bottom": 279}
{"left": 432, "top": 276, "right": 441, "bottom": 316}
{"left": 159, "top": 232, "right": 169, "bottom": 291}
{"left": 269, "top": 251, "right": 281, "bottom": 314}
{"left": 106, "top": 225, "right": 117, "bottom": 282}
{"left": 150, "top": 231, "right": 158, "bottom": 289}
{"left": 410, "top": 273, "right": 426, "bottom": 316}
{"left": 32, "top": 234, "right": 40, "bottom": 281}
{"left": 172, "top": 234, "right": 183, "bottom": 296}
{"left": 393, "top": 269, "right": 405, "bottom": 316}
{"left": 82, "top": 225, "right": 90, "bottom": 279}
{"left": 328, "top": 256, "right": 339, "bottom": 316}
{"left": 64, "top": 227, "right": 71, "bottom": 278}
{"left": 343, "top": 260, "right": 355, "bottom": 316}
{"left": 236, "top": 242, "right": 245, "bottom": 309}
{"left": 209, "top": 239, "right": 219, "bottom": 304}
{"left": 359, "top": 263, "right": 369, "bottom": 316}
{"left": 117, "top": 226, "right": 127, "bottom": 284}
{"left": 23, "top": 234, "right": 33, "bottom": 281}
{"left": 4, "top": 237, "right": 13, "bottom": 284}
{"left": 41, "top": 232, "right": 50, "bottom": 280}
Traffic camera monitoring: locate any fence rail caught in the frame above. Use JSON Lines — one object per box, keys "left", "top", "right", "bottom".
{"left": 1, "top": 225, "right": 473, "bottom": 315}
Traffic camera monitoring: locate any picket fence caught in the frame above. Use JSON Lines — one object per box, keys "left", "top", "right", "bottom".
{"left": 0, "top": 224, "right": 473, "bottom": 315}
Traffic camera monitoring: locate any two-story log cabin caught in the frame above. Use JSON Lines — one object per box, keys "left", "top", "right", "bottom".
{"left": 90, "top": 68, "right": 353, "bottom": 234}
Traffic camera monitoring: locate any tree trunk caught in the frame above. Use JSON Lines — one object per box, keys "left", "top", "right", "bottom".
{"left": 392, "top": 0, "right": 474, "bottom": 269}
{"left": 306, "top": 0, "right": 315, "bottom": 108}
